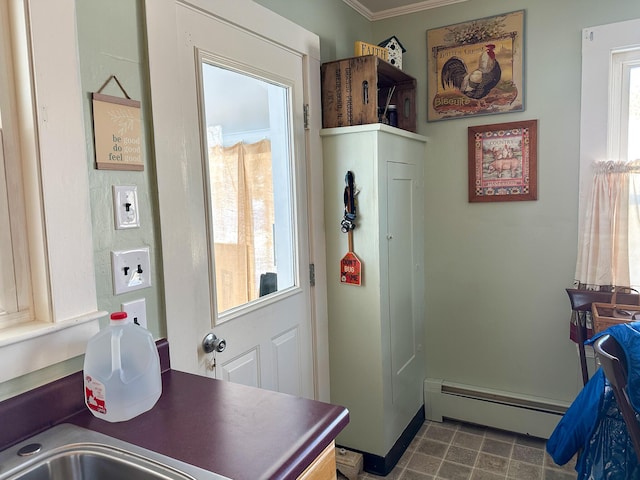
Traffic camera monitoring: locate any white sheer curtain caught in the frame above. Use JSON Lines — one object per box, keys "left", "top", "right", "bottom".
{"left": 570, "top": 161, "right": 640, "bottom": 341}
{"left": 575, "top": 160, "right": 640, "bottom": 289}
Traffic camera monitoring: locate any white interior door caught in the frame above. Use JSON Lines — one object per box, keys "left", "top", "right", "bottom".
{"left": 145, "top": 0, "right": 328, "bottom": 400}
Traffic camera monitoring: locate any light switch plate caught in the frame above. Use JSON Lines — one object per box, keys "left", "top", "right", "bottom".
{"left": 122, "top": 298, "right": 147, "bottom": 329}
{"left": 111, "top": 247, "right": 151, "bottom": 295}
{"left": 113, "top": 185, "right": 140, "bottom": 229}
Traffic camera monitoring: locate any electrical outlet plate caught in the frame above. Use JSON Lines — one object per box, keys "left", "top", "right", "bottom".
{"left": 122, "top": 298, "right": 147, "bottom": 329}
{"left": 111, "top": 247, "right": 151, "bottom": 295}
{"left": 113, "top": 185, "right": 140, "bottom": 229}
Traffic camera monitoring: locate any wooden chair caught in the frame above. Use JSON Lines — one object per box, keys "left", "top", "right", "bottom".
{"left": 593, "top": 334, "right": 640, "bottom": 460}
{"left": 566, "top": 289, "right": 639, "bottom": 385}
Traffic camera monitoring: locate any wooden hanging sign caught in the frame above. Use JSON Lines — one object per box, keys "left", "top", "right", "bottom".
{"left": 92, "top": 75, "right": 143, "bottom": 171}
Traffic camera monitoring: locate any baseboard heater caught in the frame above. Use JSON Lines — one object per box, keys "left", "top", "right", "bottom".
{"left": 424, "top": 379, "right": 571, "bottom": 439}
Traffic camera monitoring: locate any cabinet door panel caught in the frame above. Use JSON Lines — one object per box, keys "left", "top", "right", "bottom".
{"left": 387, "top": 161, "right": 419, "bottom": 405}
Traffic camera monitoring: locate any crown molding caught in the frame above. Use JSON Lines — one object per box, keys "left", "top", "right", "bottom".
{"left": 343, "top": 0, "right": 469, "bottom": 20}
{"left": 342, "top": 0, "right": 374, "bottom": 19}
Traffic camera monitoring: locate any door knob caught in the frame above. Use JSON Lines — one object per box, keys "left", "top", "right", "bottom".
{"left": 202, "top": 333, "right": 226, "bottom": 353}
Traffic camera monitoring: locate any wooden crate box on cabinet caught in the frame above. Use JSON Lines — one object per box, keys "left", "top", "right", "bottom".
{"left": 320, "top": 55, "right": 417, "bottom": 132}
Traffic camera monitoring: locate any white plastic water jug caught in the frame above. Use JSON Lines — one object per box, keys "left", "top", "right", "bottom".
{"left": 83, "top": 312, "right": 162, "bottom": 422}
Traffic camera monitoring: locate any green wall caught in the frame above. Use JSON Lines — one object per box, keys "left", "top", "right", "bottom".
{"left": 370, "top": 0, "right": 640, "bottom": 402}
{"left": 254, "top": 0, "right": 371, "bottom": 61}
{"left": 257, "top": 0, "right": 640, "bottom": 405}
{"left": 76, "top": 0, "right": 165, "bottom": 340}
{"left": 0, "top": 0, "right": 164, "bottom": 401}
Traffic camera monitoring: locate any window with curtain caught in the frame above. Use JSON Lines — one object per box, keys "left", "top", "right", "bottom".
{"left": 576, "top": 22, "right": 640, "bottom": 292}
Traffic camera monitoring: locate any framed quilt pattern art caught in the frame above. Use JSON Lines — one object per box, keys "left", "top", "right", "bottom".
{"left": 468, "top": 120, "right": 537, "bottom": 202}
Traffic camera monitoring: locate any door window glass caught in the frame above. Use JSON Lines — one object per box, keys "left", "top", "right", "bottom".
{"left": 201, "top": 62, "right": 297, "bottom": 317}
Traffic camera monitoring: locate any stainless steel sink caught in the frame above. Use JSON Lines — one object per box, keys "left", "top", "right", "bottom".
{"left": 0, "top": 424, "right": 229, "bottom": 480}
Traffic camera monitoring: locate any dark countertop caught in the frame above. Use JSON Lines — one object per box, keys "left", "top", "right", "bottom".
{"left": 0, "top": 340, "right": 349, "bottom": 480}
{"left": 70, "top": 370, "right": 349, "bottom": 479}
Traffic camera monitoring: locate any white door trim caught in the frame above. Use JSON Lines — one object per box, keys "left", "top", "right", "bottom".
{"left": 144, "top": 0, "right": 329, "bottom": 401}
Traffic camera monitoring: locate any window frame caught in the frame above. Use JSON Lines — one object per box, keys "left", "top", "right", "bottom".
{"left": 0, "top": 0, "right": 30, "bottom": 325}
{"left": 0, "top": 130, "right": 19, "bottom": 319}
{"left": 608, "top": 49, "right": 640, "bottom": 163}
{"left": 579, "top": 19, "right": 640, "bottom": 225}
{"left": 0, "top": 0, "right": 104, "bottom": 387}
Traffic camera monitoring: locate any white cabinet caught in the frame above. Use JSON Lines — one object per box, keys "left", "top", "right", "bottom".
{"left": 320, "top": 124, "right": 427, "bottom": 474}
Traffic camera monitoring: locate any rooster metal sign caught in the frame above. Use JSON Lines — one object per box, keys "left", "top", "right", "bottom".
{"left": 427, "top": 10, "right": 524, "bottom": 121}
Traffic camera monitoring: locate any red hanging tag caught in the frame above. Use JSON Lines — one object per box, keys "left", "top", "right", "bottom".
{"left": 340, "top": 251, "right": 362, "bottom": 286}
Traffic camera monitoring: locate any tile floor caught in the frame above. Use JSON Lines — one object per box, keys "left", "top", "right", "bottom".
{"left": 338, "top": 419, "right": 577, "bottom": 480}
